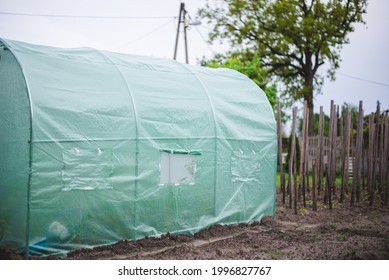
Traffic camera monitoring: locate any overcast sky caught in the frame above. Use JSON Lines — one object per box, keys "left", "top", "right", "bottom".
{"left": 0, "top": 0, "right": 388, "bottom": 117}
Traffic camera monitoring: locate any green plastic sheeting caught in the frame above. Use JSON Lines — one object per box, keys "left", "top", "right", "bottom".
{"left": 0, "top": 38, "right": 277, "bottom": 256}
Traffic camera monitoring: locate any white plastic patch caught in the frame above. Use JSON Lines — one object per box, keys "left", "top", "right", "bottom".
{"left": 159, "top": 152, "right": 197, "bottom": 185}
{"left": 231, "top": 150, "right": 261, "bottom": 183}
{"left": 61, "top": 148, "right": 113, "bottom": 191}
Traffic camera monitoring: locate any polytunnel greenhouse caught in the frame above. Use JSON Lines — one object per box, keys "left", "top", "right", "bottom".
{"left": 0, "top": 38, "right": 277, "bottom": 255}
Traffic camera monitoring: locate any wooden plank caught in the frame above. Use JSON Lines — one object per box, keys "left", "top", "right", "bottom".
{"left": 331, "top": 104, "right": 339, "bottom": 197}
{"left": 340, "top": 109, "right": 345, "bottom": 198}
{"left": 288, "top": 163, "right": 292, "bottom": 208}
{"left": 384, "top": 111, "right": 389, "bottom": 205}
{"left": 304, "top": 107, "right": 310, "bottom": 195}
{"left": 355, "top": 101, "right": 364, "bottom": 203}
{"left": 298, "top": 101, "right": 307, "bottom": 203}
{"left": 340, "top": 108, "right": 348, "bottom": 203}
{"left": 346, "top": 110, "right": 351, "bottom": 192}
{"left": 362, "top": 149, "right": 366, "bottom": 191}
{"left": 329, "top": 103, "right": 337, "bottom": 209}
{"left": 303, "top": 103, "right": 309, "bottom": 207}
{"left": 289, "top": 107, "right": 298, "bottom": 214}
{"left": 277, "top": 102, "right": 285, "bottom": 204}
{"left": 294, "top": 145, "right": 298, "bottom": 214}
{"left": 380, "top": 112, "right": 385, "bottom": 204}
{"left": 350, "top": 109, "right": 356, "bottom": 206}
{"left": 317, "top": 107, "right": 324, "bottom": 196}
{"left": 325, "top": 101, "right": 334, "bottom": 207}
{"left": 368, "top": 113, "right": 375, "bottom": 206}
{"left": 312, "top": 159, "right": 317, "bottom": 211}
{"left": 289, "top": 107, "right": 298, "bottom": 209}
{"left": 281, "top": 173, "right": 286, "bottom": 205}
{"left": 371, "top": 103, "right": 380, "bottom": 205}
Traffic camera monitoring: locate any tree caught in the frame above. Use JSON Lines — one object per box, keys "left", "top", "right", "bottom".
{"left": 203, "top": 53, "right": 278, "bottom": 112}
{"left": 298, "top": 112, "right": 330, "bottom": 137}
{"left": 198, "top": 0, "right": 367, "bottom": 135}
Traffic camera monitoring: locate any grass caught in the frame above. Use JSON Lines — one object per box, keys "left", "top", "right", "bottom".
{"left": 268, "top": 248, "right": 285, "bottom": 259}
{"left": 275, "top": 171, "right": 344, "bottom": 190}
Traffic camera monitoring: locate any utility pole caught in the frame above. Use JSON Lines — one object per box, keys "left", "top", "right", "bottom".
{"left": 173, "top": 2, "right": 189, "bottom": 64}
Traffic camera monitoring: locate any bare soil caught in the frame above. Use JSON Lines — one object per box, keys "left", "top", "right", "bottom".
{"left": 2, "top": 193, "right": 389, "bottom": 260}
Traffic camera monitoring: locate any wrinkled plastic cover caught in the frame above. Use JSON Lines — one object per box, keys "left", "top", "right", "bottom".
{"left": 0, "top": 38, "right": 276, "bottom": 256}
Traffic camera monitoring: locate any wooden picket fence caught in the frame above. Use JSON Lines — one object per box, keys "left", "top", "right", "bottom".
{"left": 277, "top": 101, "right": 389, "bottom": 213}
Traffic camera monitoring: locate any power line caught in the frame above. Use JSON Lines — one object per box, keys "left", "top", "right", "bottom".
{"left": 319, "top": 67, "right": 389, "bottom": 87}
{"left": 194, "top": 26, "right": 216, "bottom": 56}
{"left": 198, "top": 24, "right": 213, "bottom": 31}
{"left": 113, "top": 18, "right": 175, "bottom": 50}
{"left": 0, "top": 11, "right": 176, "bottom": 20}
{"left": 336, "top": 71, "right": 389, "bottom": 87}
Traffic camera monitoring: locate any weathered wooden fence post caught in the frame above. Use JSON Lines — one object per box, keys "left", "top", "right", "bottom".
{"left": 288, "top": 107, "right": 298, "bottom": 210}
{"left": 299, "top": 101, "right": 308, "bottom": 206}
{"left": 371, "top": 103, "right": 381, "bottom": 206}
{"left": 317, "top": 107, "right": 325, "bottom": 196}
{"left": 368, "top": 113, "right": 375, "bottom": 206}
{"left": 340, "top": 108, "right": 351, "bottom": 203}
{"left": 331, "top": 105, "right": 338, "bottom": 198}
{"left": 352, "top": 101, "right": 364, "bottom": 205}
{"left": 277, "top": 102, "right": 285, "bottom": 204}
{"left": 312, "top": 159, "right": 318, "bottom": 211}
{"left": 379, "top": 112, "right": 385, "bottom": 204}
{"left": 327, "top": 102, "right": 338, "bottom": 210}
{"left": 289, "top": 107, "right": 298, "bottom": 214}
{"left": 385, "top": 112, "right": 389, "bottom": 205}
{"left": 304, "top": 106, "right": 310, "bottom": 199}
{"left": 277, "top": 100, "right": 387, "bottom": 209}
{"left": 325, "top": 101, "right": 334, "bottom": 207}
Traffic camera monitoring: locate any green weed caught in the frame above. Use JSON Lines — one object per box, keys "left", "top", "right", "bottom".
{"left": 268, "top": 248, "right": 285, "bottom": 259}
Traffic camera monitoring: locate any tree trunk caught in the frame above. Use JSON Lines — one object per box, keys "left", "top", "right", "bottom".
{"left": 307, "top": 96, "right": 314, "bottom": 137}
{"left": 304, "top": 51, "right": 315, "bottom": 137}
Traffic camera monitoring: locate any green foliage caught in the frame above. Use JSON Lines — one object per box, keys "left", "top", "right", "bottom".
{"left": 268, "top": 248, "right": 285, "bottom": 259}
{"left": 199, "top": 0, "right": 367, "bottom": 130}
{"left": 298, "top": 112, "right": 330, "bottom": 137}
{"left": 336, "top": 234, "right": 347, "bottom": 241}
{"left": 276, "top": 206, "right": 286, "bottom": 214}
{"left": 297, "top": 207, "right": 309, "bottom": 216}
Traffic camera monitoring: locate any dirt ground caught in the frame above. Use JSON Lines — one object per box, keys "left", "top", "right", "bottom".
{"left": 2, "top": 193, "right": 389, "bottom": 260}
